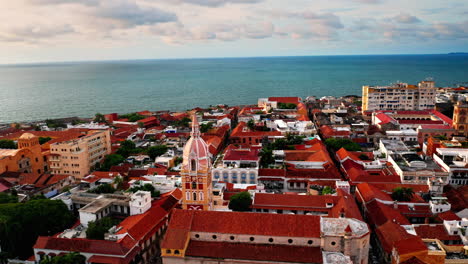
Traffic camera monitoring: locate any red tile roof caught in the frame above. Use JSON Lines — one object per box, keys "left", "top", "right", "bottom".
{"left": 444, "top": 185, "right": 468, "bottom": 212}
{"left": 376, "top": 220, "right": 420, "bottom": 254}
{"left": 419, "top": 124, "right": 453, "bottom": 130}
{"left": 268, "top": 97, "right": 301, "bottom": 104}
{"left": 394, "top": 237, "right": 428, "bottom": 256}
{"left": 414, "top": 224, "right": 462, "bottom": 242}
{"left": 437, "top": 211, "right": 461, "bottom": 221}
{"left": 258, "top": 169, "right": 285, "bottom": 177}
{"left": 365, "top": 200, "right": 410, "bottom": 227}
{"left": 223, "top": 144, "right": 260, "bottom": 161}
{"left": 252, "top": 193, "right": 340, "bottom": 212}
{"left": 429, "top": 110, "right": 453, "bottom": 126}
{"left": 375, "top": 113, "right": 397, "bottom": 125}
{"left": 185, "top": 241, "right": 322, "bottom": 263}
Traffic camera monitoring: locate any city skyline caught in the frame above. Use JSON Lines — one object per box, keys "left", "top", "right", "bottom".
{"left": 1, "top": 0, "right": 467, "bottom": 64}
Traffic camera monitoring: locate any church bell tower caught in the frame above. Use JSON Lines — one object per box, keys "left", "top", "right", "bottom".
{"left": 181, "top": 113, "right": 212, "bottom": 210}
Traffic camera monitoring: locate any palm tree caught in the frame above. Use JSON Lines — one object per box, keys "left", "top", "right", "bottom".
{"left": 391, "top": 187, "right": 415, "bottom": 202}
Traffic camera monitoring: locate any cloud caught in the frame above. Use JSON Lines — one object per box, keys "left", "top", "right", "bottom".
{"left": 147, "top": 21, "right": 274, "bottom": 43}
{"left": 27, "top": 0, "right": 98, "bottom": 5}
{"left": 163, "top": 0, "right": 263, "bottom": 7}
{"left": 93, "top": 1, "right": 177, "bottom": 27}
{"left": 393, "top": 13, "right": 421, "bottom": 24}
{"left": 0, "top": 24, "right": 74, "bottom": 43}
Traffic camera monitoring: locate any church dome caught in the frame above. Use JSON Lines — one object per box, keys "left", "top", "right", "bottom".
{"left": 19, "top": 133, "right": 36, "bottom": 140}
{"left": 182, "top": 114, "right": 211, "bottom": 172}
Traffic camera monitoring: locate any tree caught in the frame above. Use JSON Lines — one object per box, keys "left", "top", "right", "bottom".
{"left": 116, "top": 140, "right": 137, "bottom": 157}
{"left": 391, "top": 187, "right": 415, "bottom": 202}
{"left": 0, "top": 199, "right": 75, "bottom": 259}
{"left": 39, "top": 137, "right": 52, "bottom": 145}
{"left": 324, "top": 138, "right": 361, "bottom": 151}
{"left": 278, "top": 103, "right": 297, "bottom": 109}
{"left": 94, "top": 113, "right": 106, "bottom": 123}
{"left": 0, "top": 140, "right": 16, "bottom": 149}
{"left": 119, "top": 113, "right": 145, "bottom": 122}
{"left": 228, "top": 192, "right": 252, "bottom": 212}
{"left": 87, "top": 184, "right": 116, "bottom": 194}
{"left": 86, "top": 217, "right": 120, "bottom": 240}
{"left": 321, "top": 186, "right": 336, "bottom": 195}
{"left": 259, "top": 148, "right": 274, "bottom": 168}
{"left": 40, "top": 252, "right": 86, "bottom": 264}
{"left": 147, "top": 145, "right": 168, "bottom": 160}
{"left": 0, "top": 193, "right": 17, "bottom": 204}
{"left": 113, "top": 175, "right": 124, "bottom": 190}
{"left": 247, "top": 119, "right": 255, "bottom": 130}
{"left": 101, "top": 154, "right": 125, "bottom": 171}
{"left": 200, "top": 122, "right": 214, "bottom": 133}
{"left": 128, "top": 183, "right": 160, "bottom": 197}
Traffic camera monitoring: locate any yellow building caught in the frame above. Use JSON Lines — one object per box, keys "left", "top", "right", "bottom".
{"left": 453, "top": 101, "right": 468, "bottom": 136}
{"left": 362, "top": 81, "right": 436, "bottom": 112}
{"left": 0, "top": 133, "right": 46, "bottom": 174}
{"left": 49, "top": 130, "right": 111, "bottom": 179}
{"left": 181, "top": 114, "right": 212, "bottom": 211}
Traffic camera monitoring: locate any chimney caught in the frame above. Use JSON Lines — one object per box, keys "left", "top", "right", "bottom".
{"left": 393, "top": 201, "right": 398, "bottom": 209}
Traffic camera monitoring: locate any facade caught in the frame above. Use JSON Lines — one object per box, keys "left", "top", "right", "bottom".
{"left": 362, "top": 81, "right": 436, "bottom": 112}
{"left": 161, "top": 209, "right": 369, "bottom": 264}
{"left": 0, "top": 133, "right": 46, "bottom": 175}
{"left": 49, "top": 130, "right": 111, "bottom": 178}
{"left": 181, "top": 114, "right": 213, "bottom": 211}
{"left": 453, "top": 100, "right": 468, "bottom": 136}
{"left": 212, "top": 144, "right": 260, "bottom": 184}
{"left": 433, "top": 148, "right": 468, "bottom": 186}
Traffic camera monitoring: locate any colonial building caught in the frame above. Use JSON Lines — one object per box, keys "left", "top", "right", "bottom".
{"left": 181, "top": 114, "right": 213, "bottom": 211}
{"left": 0, "top": 133, "right": 46, "bottom": 174}
{"left": 362, "top": 80, "right": 436, "bottom": 112}
{"left": 453, "top": 100, "right": 468, "bottom": 136}
{"left": 161, "top": 209, "right": 370, "bottom": 264}
{"left": 49, "top": 130, "right": 111, "bottom": 178}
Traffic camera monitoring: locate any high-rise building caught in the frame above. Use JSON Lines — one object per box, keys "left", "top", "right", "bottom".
{"left": 49, "top": 130, "right": 111, "bottom": 178}
{"left": 453, "top": 100, "right": 468, "bottom": 136}
{"left": 181, "top": 113, "right": 213, "bottom": 210}
{"left": 362, "top": 80, "right": 436, "bottom": 112}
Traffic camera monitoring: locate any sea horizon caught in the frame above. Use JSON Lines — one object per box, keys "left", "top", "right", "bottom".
{"left": 1, "top": 53, "right": 468, "bottom": 124}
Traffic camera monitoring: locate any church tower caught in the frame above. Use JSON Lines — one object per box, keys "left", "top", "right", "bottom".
{"left": 181, "top": 113, "right": 212, "bottom": 210}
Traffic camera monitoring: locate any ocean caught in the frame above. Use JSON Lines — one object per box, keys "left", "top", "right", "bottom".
{"left": 1, "top": 54, "right": 468, "bottom": 124}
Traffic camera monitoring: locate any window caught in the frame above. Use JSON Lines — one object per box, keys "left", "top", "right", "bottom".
{"left": 199, "top": 192, "right": 204, "bottom": 201}
{"left": 308, "top": 240, "right": 313, "bottom": 245}
{"left": 166, "top": 249, "right": 171, "bottom": 254}
{"left": 288, "top": 239, "right": 293, "bottom": 244}
{"left": 269, "top": 238, "right": 274, "bottom": 243}
{"left": 249, "top": 237, "right": 255, "bottom": 241}
{"left": 192, "top": 181, "right": 197, "bottom": 189}
{"left": 191, "top": 159, "right": 197, "bottom": 171}
{"left": 331, "top": 241, "right": 336, "bottom": 246}
{"left": 174, "top": 250, "right": 180, "bottom": 255}
{"left": 230, "top": 236, "right": 235, "bottom": 240}
{"left": 193, "top": 192, "right": 197, "bottom": 201}
{"left": 212, "top": 235, "right": 217, "bottom": 239}
{"left": 195, "top": 234, "right": 200, "bottom": 238}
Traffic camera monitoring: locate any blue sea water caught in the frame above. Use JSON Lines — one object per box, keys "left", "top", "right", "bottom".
{"left": 1, "top": 54, "right": 468, "bottom": 124}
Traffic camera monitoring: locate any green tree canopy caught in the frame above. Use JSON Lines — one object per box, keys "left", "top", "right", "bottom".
{"left": 259, "top": 148, "right": 275, "bottom": 168}
{"left": 278, "top": 103, "right": 297, "bottom": 109}
{"left": 247, "top": 119, "right": 255, "bottom": 130}
{"left": 94, "top": 113, "right": 106, "bottom": 123}
{"left": 116, "top": 140, "right": 137, "bottom": 157}
{"left": 0, "top": 199, "right": 75, "bottom": 259}
{"left": 200, "top": 122, "right": 214, "bottom": 133}
{"left": 0, "top": 193, "right": 17, "bottom": 204}
{"left": 39, "top": 137, "right": 52, "bottom": 145}
{"left": 119, "top": 113, "right": 145, "bottom": 122}
{"left": 40, "top": 252, "right": 86, "bottom": 264}
{"left": 0, "top": 140, "right": 16, "bottom": 149}
{"left": 324, "top": 138, "right": 362, "bottom": 151}
{"left": 86, "top": 217, "right": 120, "bottom": 240}
{"left": 87, "top": 183, "right": 116, "bottom": 194}
{"left": 228, "top": 192, "right": 252, "bottom": 212}
{"left": 128, "top": 183, "right": 160, "bottom": 197}
{"left": 147, "top": 145, "right": 168, "bottom": 160}
{"left": 101, "top": 154, "right": 125, "bottom": 171}
{"left": 391, "top": 187, "right": 415, "bottom": 202}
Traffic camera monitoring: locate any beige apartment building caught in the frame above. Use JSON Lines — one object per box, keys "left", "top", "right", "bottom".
{"left": 49, "top": 130, "right": 111, "bottom": 178}
{"left": 362, "top": 80, "right": 436, "bottom": 112}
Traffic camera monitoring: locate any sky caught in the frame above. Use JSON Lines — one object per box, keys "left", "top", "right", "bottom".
{"left": 1, "top": 0, "right": 467, "bottom": 64}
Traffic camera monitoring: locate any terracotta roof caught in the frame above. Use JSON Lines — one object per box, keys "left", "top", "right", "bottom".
{"left": 394, "top": 237, "right": 428, "bottom": 256}
{"left": 286, "top": 166, "right": 342, "bottom": 180}
{"left": 444, "top": 185, "right": 468, "bottom": 212}
{"left": 252, "top": 193, "right": 340, "bottom": 212}
{"left": 365, "top": 200, "right": 410, "bottom": 227}
{"left": 230, "top": 122, "right": 282, "bottom": 138}
{"left": 185, "top": 241, "right": 322, "bottom": 263}
{"left": 437, "top": 211, "right": 461, "bottom": 221}
{"left": 223, "top": 144, "right": 260, "bottom": 161}
{"left": 414, "top": 224, "right": 461, "bottom": 242}
{"left": 258, "top": 168, "right": 285, "bottom": 177}
{"left": 330, "top": 189, "right": 364, "bottom": 221}
{"left": 268, "top": 97, "right": 301, "bottom": 104}
{"left": 419, "top": 124, "right": 453, "bottom": 130}
{"left": 376, "top": 221, "right": 422, "bottom": 254}
{"left": 342, "top": 160, "right": 401, "bottom": 184}
{"left": 375, "top": 113, "right": 397, "bottom": 125}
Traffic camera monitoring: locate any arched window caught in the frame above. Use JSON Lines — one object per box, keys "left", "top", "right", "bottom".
{"left": 191, "top": 159, "right": 197, "bottom": 171}
{"left": 199, "top": 192, "right": 204, "bottom": 201}
{"left": 193, "top": 192, "right": 197, "bottom": 201}
{"left": 192, "top": 181, "right": 197, "bottom": 189}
